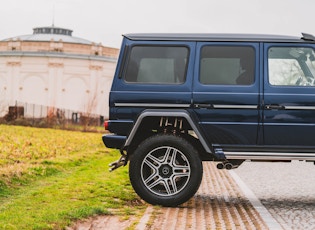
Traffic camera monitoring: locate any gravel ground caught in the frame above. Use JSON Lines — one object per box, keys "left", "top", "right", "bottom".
{"left": 234, "top": 160, "right": 315, "bottom": 230}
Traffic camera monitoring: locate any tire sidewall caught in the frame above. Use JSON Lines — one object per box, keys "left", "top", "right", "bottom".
{"left": 129, "top": 134, "right": 203, "bottom": 206}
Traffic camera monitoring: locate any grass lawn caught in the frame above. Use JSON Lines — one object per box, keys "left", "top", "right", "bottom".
{"left": 0, "top": 124, "right": 146, "bottom": 229}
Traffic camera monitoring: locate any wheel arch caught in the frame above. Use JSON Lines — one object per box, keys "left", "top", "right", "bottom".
{"left": 124, "top": 109, "right": 212, "bottom": 155}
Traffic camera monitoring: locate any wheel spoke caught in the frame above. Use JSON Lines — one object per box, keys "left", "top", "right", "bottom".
{"left": 168, "top": 177, "right": 178, "bottom": 194}
{"left": 146, "top": 154, "right": 162, "bottom": 167}
{"left": 162, "top": 179, "right": 172, "bottom": 195}
{"left": 143, "top": 156, "right": 160, "bottom": 183}
{"left": 144, "top": 157, "right": 159, "bottom": 170}
{"left": 173, "top": 165, "right": 190, "bottom": 178}
{"left": 146, "top": 177, "right": 163, "bottom": 189}
{"left": 173, "top": 164, "right": 190, "bottom": 172}
{"left": 143, "top": 168, "right": 159, "bottom": 185}
{"left": 173, "top": 171, "right": 190, "bottom": 179}
{"left": 169, "top": 148, "right": 177, "bottom": 165}
{"left": 161, "top": 147, "right": 172, "bottom": 164}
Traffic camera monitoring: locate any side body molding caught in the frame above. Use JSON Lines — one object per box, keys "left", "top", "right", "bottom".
{"left": 123, "top": 109, "right": 212, "bottom": 154}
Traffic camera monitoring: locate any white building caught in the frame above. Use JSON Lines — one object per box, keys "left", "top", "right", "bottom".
{"left": 0, "top": 26, "right": 119, "bottom": 118}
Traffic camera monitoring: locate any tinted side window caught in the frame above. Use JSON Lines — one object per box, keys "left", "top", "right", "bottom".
{"left": 268, "top": 47, "right": 315, "bottom": 86}
{"left": 124, "top": 46, "right": 188, "bottom": 84}
{"left": 200, "top": 46, "right": 255, "bottom": 85}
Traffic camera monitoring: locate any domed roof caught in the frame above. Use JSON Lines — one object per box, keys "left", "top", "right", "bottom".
{"left": 2, "top": 26, "right": 93, "bottom": 45}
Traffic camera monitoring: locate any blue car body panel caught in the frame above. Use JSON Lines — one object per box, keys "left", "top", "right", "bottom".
{"left": 103, "top": 33, "right": 315, "bottom": 160}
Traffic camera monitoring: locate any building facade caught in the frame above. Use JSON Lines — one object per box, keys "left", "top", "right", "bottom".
{"left": 0, "top": 26, "right": 119, "bottom": 118}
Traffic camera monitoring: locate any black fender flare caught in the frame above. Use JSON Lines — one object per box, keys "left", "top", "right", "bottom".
{"left": 123, "top": 109, "right": 212, "bottom": 154}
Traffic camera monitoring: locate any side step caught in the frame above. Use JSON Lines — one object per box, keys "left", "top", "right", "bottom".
{"left": 213, "top": 145, "right": 315, "bottom": 162}
{"left": 225, "top": 152, "right": 315, "bottom": 161}
{"left": 214, "top": 147, "right": 315, "bottom": 170}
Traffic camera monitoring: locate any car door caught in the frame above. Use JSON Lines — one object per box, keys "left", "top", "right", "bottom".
{"left": 110, "top": 39, "right": 196, "bottom": 123}
{"left": 192, "top": 42, "right": 261, "bottom": 148}
{"left": 263, "top": 43, "right": 315, "bottom": 147}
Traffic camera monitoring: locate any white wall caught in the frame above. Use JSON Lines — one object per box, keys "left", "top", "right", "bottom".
{"left": 0, "top": 54, "right": 116, "bottom": 118}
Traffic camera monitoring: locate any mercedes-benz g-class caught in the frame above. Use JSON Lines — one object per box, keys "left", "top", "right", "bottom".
{"left": 102, "top": 33, "right": 315, "bottom": 206}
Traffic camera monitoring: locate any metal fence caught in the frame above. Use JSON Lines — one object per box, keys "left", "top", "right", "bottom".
{"left": 1, "top": 102, "right": 104, "bottom": 130}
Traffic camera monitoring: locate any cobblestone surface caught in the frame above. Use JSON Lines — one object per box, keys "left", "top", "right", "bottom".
{"left": 144, "top": 162, "right": 268, "bottom": 230}
{"left": 71, "top": 162, "right": 270, "bottom": 229}
{"left": 235, "top": 161, "right": 315, "bottom": 230}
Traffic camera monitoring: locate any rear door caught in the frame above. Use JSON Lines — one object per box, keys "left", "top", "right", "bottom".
{"left": 110, "top": 39, "right": 196, "bottom": 124}
{"left": 263, "top": 43, "right": 315, "bottom": 146}
{"left": 192, "top": 42, "right": 261, "bottom": 147}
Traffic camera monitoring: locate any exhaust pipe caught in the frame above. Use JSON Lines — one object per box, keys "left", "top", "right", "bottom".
{"left": 217, "top": 163, "right": 225, "bottom": 169}
{"left": 217, "top": 161, "right": 240, "bottom": 170}
{"left": 225, "top": 163, "right": 239, "bottom": 170}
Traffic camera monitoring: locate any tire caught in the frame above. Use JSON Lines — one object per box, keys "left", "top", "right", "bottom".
{"left": 129, "top": 134, "right": 203, "bottom": 206}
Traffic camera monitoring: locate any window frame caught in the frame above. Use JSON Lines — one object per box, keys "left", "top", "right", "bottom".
{"left": 198, "top": 45, "right": 256, "bottom": 86}
{"left": 123, "top": 44, "right": 190, "bottom": 85}
{"left": 267, "top": 45, "right": 315, "bottom": 87}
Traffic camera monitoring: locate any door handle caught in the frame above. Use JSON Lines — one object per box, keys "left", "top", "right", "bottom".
{"left": 194, "top": 104, "right": 213, "bottom": 109}
{"left": 265, "top": 104, "right": 285, "bottom": 110}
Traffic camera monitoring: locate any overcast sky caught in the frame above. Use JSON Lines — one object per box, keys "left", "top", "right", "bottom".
{"left": 1, "top": 0, "right": 314, "bottom": 48}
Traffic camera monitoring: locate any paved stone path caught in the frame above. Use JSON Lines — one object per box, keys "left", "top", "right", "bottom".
{"left": 72, "top": 161, "right": 315, "bottom": 229}
{"left": 71, "top": 162, "right": 271, "bottom": 229}
{"left": 142, "top": 162, "right": 269, "bottom": 230}
{"left": 234, "top": 161, "right": 315, "bottom": 230}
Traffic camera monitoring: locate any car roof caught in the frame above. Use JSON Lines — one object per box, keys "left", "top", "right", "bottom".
{"left": 124, "top": 33, "right": 315, "bottom": 43}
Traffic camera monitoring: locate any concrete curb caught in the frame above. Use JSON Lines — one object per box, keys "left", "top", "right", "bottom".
{"left": 229, "top": 170, "right": 283, "bottom": 229}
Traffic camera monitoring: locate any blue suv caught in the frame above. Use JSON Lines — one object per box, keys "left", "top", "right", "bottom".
{"left": 103, "top": 33, "right": 315, "bottom": 206}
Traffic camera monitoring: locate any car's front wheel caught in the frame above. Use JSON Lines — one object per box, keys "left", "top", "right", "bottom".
{"left": 129, "top": 134, "right": 203, "bottom": 206}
